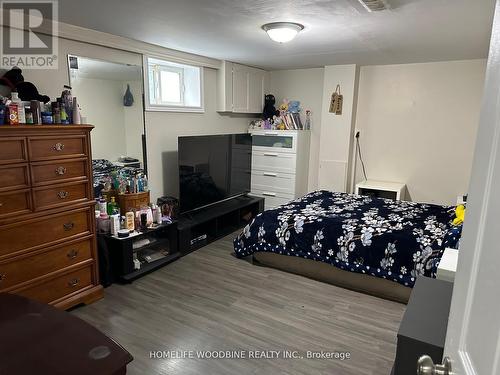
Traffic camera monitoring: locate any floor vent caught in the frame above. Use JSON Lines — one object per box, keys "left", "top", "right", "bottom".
{"left": 358, "top": 0, "right": 389, "bottom": 12}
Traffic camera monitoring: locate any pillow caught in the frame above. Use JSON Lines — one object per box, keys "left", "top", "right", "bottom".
{"left": 443, "top": 225, "right": 462, "bottom": 249}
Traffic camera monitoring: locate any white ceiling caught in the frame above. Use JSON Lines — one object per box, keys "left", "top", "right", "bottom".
{"left": 58, "top": 0, "right": 496, "bottom": 70}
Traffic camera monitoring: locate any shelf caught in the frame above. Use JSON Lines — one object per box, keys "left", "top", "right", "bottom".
{"left": 121, "top": 252, "right": 181, "bottom": 282}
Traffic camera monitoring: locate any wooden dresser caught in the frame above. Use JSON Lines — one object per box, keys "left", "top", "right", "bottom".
{"left": 0, "top": 125, "right": 103, "bottom": 309}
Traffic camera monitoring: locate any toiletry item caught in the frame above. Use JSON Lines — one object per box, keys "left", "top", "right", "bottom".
{"left": 11, "top": 92, "right": 25, "bottom": 123}
{"left": 41, "top": 111, "right": 53, "bottom": 124}
{"left": 110, "top": 214, "right": 120, "bottom": 236}
{"left": 72, "top": 96, "right": 81, "bottom": 124}
{"left": 120, "top": 215, "right": 126, "bottom": 230}
{"left": 97, "top": 212, "right": 110, "bottom": 234}
{"left": 125, "top": 211, "right": 135, "bottom": 232}
{"left": 107, "top": 196, "right": 119, "bottom": 215}
{"left": 117, "top": 229, "right": 130, "bottom": 238}
{"left": 140, "top": 212, "right": 147, "bottom": 230}
{"left": 0, "top": 105, "right": 6, "bottom": 125}
{"left": 155, "top": 206, "right": 162, "bottom": 224}
{"left": 52, "top": 101, "right": 61, "bottom": 124}
{"left": 24, "top": 107, "right": 33, "bottom": 124}
{"left": 98, "top": 197, "right": 107, "bottom": 214}
{"left": 30, "top": 100, "right": 41, "bottom": 124}
{"left": 8, "top": 103, "right": 19, "bottom": 125}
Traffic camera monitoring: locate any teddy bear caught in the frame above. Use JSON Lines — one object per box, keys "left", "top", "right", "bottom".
{"left": 262, "top": 94, "right": 279, "bottom": 120}
{"left": 288, "top": 100, "right": 301, "bottom": 113}
{"left": 0, "top": 67, "right": 50, "bottom": 103}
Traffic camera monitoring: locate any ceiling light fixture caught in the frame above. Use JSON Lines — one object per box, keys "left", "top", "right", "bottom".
{"left": 262, "top": 22, "right": 304, "bottom": 43}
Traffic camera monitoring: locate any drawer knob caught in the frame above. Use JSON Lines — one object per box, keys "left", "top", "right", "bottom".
{"left": 67, "top": 249, "right": 79, "bottom": 259}
{"left": 0, "top": 273, "right": 6, "bottom": 283}
{"left": 55, "top": 166, "right": 67, "bottom": 175}
{"left": 0, "top": 202, "right": 3, "bottom": 207}
{"left": 63, "top": 222, "right": 74, "bottom": 231}
{"left": 58, "top": 191, "right": 69, "bottom": 199}
{"left": 68, "top": 278, "right": 79, "bottom": 287}
{"left": 53, "top": 143, "right": 65, "bottom": 151}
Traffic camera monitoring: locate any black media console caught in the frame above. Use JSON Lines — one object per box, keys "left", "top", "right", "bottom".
{"left": 177, "top": 195, "right": 264, "bottom": 255}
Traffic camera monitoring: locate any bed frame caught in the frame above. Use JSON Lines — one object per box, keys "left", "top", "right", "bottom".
{"left": 253, "top": 252, "right": 412, "bottom": 304}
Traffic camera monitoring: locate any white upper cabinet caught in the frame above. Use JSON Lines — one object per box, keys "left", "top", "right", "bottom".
{"left": 217, "top": 61, "right": 268, "bottom": 113}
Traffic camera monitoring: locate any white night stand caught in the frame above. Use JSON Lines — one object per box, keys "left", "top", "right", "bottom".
{"left": 436, "top": 248, "right": 459, "bottom": 283}
{"left": 355, "top": 180, "right": 406, "bottom": 200}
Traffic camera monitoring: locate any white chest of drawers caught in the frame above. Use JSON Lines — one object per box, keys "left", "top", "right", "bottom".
{"left": 249, "top": 130, "right": 310, "bottom": 210}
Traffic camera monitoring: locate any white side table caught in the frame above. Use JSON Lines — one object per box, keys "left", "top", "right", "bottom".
{"left": 437, "top": 248, "right": 459, "bottom": 282}
{"left": 355, "top": 180, "right": 406, "bottom": 200}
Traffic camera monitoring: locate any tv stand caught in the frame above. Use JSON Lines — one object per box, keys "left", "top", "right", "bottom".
{"left": 177, "top": 195, "right": 264, "bottom": 255}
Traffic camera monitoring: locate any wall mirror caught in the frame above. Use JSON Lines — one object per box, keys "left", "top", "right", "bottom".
{"left": 68, "top": 55, "right": 146, "bottom": 174}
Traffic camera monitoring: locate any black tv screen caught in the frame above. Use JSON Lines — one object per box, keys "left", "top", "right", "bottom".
{"left": 178, "top": 134, "right": 252, "bottom": 213}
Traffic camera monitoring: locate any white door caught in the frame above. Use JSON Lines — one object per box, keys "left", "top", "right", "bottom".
{"left": 423, "top": 2, "right": 500, "bottom": 374}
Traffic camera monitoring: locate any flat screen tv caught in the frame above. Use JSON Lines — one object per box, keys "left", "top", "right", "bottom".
{"left": 178, "top": 133, "right": 252, "bottom": 213}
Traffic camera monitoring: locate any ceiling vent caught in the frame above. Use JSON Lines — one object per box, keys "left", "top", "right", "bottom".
{"left": 357, "top": 0, "right": 389, "bottom": 12}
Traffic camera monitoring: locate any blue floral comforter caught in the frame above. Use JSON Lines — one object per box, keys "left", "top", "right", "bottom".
{"left": 234, "top": 191, "right": 461, "bottom": 288}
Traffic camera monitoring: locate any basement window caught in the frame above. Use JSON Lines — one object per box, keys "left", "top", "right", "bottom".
{"left": 145, "top": 56, "right": 203, "bottom": 112}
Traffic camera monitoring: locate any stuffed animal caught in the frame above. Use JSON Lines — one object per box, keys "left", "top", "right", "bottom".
{"left": 279, "top": 99, "right": 289, "bottom": 113}
{"left": 0, "top": 67, "right": 50, "bottom": 103}
{"left": 262, "top": 94, "right": 279, "bottom": 120}
{"left": 288, "top": 100, "right": 301, "bottom": 113}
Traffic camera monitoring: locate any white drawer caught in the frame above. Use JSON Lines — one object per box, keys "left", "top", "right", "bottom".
{"left": 251, "top": 171, "right": 295, "bottom": 195}
{"left": 251, "top": 132, "right": 297, "bottom": 154}
{"left": 251, "top": 189, "right": 294, "bottom": 210}
{"left": 252, "top": 150, "right": 296, "bottom": 174}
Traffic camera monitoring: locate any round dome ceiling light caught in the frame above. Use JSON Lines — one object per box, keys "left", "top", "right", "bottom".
{"left": 262, "top": 22, "right": 304, "bottom": 43}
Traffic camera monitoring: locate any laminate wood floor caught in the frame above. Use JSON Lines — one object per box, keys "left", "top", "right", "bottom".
{"left": 72, "top": 232, "right": 406, "bottom": 375}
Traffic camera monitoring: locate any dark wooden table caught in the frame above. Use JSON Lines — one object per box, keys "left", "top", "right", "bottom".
{"left": 0, "top": 293, "right": 133, "bottom": 375}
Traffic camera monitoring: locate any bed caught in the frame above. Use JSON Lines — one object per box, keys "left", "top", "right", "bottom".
{"left": 234, "top": 190, "right": 462, "bottom": 303}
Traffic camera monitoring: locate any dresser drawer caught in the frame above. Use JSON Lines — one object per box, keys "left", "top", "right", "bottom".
{"left": 0, "top": 137, "right": 27, "bottom": 164}
{"left": 251, "top": 132, "right": 297, "bottom": 154}
{"left": 31, "top": 158, "right": 87, "bottom": 186}
{"left": 251, "top": 189, "right": 295, "bottom": 210}
{"left": 0, "top": 163, "right": 30, "bottom": 192}
{"left": 251, "top": 171, "right": 295, "bottom": 195}
{"left": 0, "top": 189, "right": 31, "bottom": 217}
{"left": 0, "top": 238, "right": 93, "bottom": 290}
{"left": 28, "top": 135, "right": 87, "bottom": 161}
{"left": 15, "top": 265, "right": 93, "bottom": 304}
{"left": 252, "top": 151, "right": 296, "bottom": 174}
{"left": 0, "top": 208, "right": 92, "bottom": 258}
{"left": 33, "top": 181, "right": 89, "bottom": 211}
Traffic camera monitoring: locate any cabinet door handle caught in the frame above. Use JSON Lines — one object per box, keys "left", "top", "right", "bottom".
{"left": 263, "top": 172, "right": 277, "bottom": 177}
{"left": 55, "top": 166, "right": 67, "bottom": 175}
{"left": 67, "top": 249, "right": 79, "bottom": 259}
{"left": 0, "top": 273, "right": 6, "bottom": 283}
{"left": 263, "top": 152, "right": 278, "bottom": 157}
{"left": 58, "top": 191, "right": 69, "bottom": 199}
{"left": 262, "top": 192, "right": 277, "bottom": 197}
{"left": 53, "top": 143, "right": 65, "bottom": 151}
{"left": 68, "top": 278, "right": 79, "bottom": 287}
{"left": 63, "top": 222, "right": 74, "bottom": 231}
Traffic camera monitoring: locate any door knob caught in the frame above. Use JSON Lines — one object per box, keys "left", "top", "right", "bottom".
{"left": 417, "top": 355, "right": 452, "bottom": 375}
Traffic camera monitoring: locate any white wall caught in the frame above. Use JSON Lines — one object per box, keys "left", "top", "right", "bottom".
{"left": 269, "top": 68, "right": 324, "bottom": 190}
{"left": 1, "top": 31, "right": 254, "bottom": 201}
{"left": 146, "top": 67, "right": 251, "bottom": 199}
{"left": 354, "top": 59, "right": 486, "bottom": 205}
{"left": 318, "top": 65, "right": 359, "bottom": 193}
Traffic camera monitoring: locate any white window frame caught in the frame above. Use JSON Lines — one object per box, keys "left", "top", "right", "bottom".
{"left": 143, "top": 55, "right": 204, "bottom": 113}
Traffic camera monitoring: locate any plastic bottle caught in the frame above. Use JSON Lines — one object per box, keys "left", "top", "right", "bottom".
{"left": 11, "top": 92, "right": 26, "bottom": 124}
{"left": 107, "top": 196, "right": 120, "bottom": 215}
